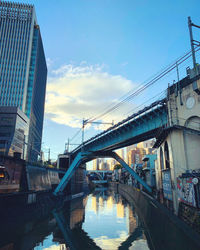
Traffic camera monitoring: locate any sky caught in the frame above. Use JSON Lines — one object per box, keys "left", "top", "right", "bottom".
{"left": 11, "top": 0, "right": 200, "bottom": 160}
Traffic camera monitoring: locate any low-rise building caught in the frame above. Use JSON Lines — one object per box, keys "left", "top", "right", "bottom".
{"left": 142, "top": 154, "right": 157, "bottom": 188}
{"left": 0, "top": 107, "right": 29, "bottom": 159}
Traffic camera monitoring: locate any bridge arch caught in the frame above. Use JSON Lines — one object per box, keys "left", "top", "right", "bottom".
{"left": 183, "top": 115, "right": 200, "bottom": 171}
{"left": 54, "top": 151, "right": 152, "bottom": 195}
{"left": 88, "top": 172, "right": 103, "bottom": 180}
{"left": 184, "top": 115, "right": 200, "bottom": 130}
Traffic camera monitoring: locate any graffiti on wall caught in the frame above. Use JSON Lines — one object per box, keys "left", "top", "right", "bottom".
{"left": 177, "top": 177, "right": 196, "bottom": 207}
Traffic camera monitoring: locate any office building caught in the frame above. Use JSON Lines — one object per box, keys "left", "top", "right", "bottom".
{"left": 0, "top": 107, "right": 29, "bottom": 157}
{"left": 93, "top": 158, "right": 100, "bottom": 171}
{"left": 0, "top": 1, "right": 47, "bottom": 161}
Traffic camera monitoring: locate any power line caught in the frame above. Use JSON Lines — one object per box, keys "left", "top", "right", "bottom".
{"left": 86, "top": 51, "right": 193, "bottom": 122}
{"left": 125, "top": 90, "right": 166, "bottom": 116}
{"left": 87, "top": 47, "right": 200, "bottom": 123}
{"left": 70, "top": 127, "right": 82, "bottom": 142}
{"left": 69, "top": 48, "right": 200, "bottom": 148}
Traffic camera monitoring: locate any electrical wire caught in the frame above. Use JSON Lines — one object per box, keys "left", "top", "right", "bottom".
{"left": 70, "top": 47, "right": 200, "bottom": 147}
{"left": 86, "top": 52, "right": 193, "bottom": 122}
{"left": 86, "top": 47, "right": 200, "bottom": 124}
{"left": 70, "top": 127, "right": 82, "bottom": 142}
{"left": 125, "top": 90, "right": 166, "bottom": 116}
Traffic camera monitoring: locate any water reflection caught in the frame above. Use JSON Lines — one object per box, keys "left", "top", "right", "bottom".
{"left": 82, "top": 189, "right": 149, "bottom": 250}
{"left": 0, "top": 189, "right": 149, "bottom": 250}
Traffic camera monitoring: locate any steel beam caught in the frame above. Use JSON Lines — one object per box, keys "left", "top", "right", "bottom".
{"left": 54, "top": 152, "right": 87, "bottom": 195}
{"left": 54, "top": 150, "right": 152, "bottom": 196}
{"left": 53, "top": 210, "right": 77, "bottom": 250}
{"left": 109, "top": 152, "right": 152, "bottom": 193}
{"left": 91, "top": 151, "right": 152, "bottom": 193}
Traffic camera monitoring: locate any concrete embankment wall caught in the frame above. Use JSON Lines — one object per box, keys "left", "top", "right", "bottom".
{"left": 109, "top": 182, "right": 200, "bottom": 250}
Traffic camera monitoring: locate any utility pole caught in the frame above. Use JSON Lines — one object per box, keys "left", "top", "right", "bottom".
{"left": 176, "top": 62, "right": 183, "bottom": 105}
{"left": 64, "top": 139, "right": 70, "bottom": 152}
{"left": 67, "top": 138, "right": 70, "bottom": 151}
{"left": 81, "top": 119, "right": 114, "bottom": 152}
{"left": 48, "top": 148, "right": 50, "bottom": 162}
{"left": 188, "top": 17, "right": 200, "bottom": 72}
{"left": 81, "top": 119, "right": 85, "bottom": 152}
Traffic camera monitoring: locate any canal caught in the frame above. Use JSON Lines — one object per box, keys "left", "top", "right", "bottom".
{"left": 1, "top": 187, "right": 200, "bottom": 250}
{"left": 0, "top": 189, "right": 150, "bottom": 250}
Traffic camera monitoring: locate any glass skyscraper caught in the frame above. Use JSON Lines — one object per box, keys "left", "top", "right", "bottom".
{"left": 0, "top": 1, "right": 47, "bottom": 161}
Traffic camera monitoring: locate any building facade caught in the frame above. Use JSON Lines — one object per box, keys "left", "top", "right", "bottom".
{"left": 127, "top": 147, "right": 146, "bottom": 166}
{"left": 93, "top": 158, "right": 100, "bottom": 171}
{"left": 0, "top": 106, "right": 29, "bottom": 157}
{"left": 154, "top": 65, "right": 200, "bottom": 215}
{"left": 0, "top": 1, "right": 47, "bottom": 161}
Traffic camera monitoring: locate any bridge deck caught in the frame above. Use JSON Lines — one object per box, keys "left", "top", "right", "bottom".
{"left": 72, "top": 99, "right": 168, "bottom": 156}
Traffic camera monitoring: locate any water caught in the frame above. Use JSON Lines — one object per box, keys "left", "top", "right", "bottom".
{"left": 81, "top": 190, "right": 149, "bottom": 250}
{"left": 0, "top": 189, "right": 150, "bottom": 250}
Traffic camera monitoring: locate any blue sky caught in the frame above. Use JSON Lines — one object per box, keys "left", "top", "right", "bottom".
{"left": 12, "top": 0, "right": 200, "bottom": 160}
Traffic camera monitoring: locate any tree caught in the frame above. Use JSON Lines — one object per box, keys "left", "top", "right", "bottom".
{"left": 114, "top": 164, "right": 122, "bottom": 170}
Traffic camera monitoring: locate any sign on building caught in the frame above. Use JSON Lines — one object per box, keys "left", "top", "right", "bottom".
{"left": 162, "top": 170, "right": 173, "bottom": 201}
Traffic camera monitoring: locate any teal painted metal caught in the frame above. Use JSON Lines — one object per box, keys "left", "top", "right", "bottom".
{"left": 55, "top": 101, "right": 166, "bottom": 195}
{"left": 53, "top": 210, "right": 76, "bottom": 250}
{"left": 110, "top": 152, "right": 152, "bottom": 193}
{"left": 71, "top": 100, "right": 167, "bottom": 156}
{"left": 54, "top": 151, "right": 152, "bottom": 195}
{"left": 92, "top": 180, "right": 108, "bottom": 184}
{"left": 54, "top": 152, "right": 86, "bottom": 195}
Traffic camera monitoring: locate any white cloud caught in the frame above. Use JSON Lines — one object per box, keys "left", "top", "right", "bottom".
{"left": 46, "top": 57, "right": 54, "bottom": 68}
{"left": 43, "top": 244, "right": 61, "bottom": 250}
{"left": 94, "top": 231, "right": 128, "bottom": 250}
{"left": 45, "top": 63, "right": 136, "bottom": 128}
{"left": 129, "top": 239, "right": 149, "bottom": 250}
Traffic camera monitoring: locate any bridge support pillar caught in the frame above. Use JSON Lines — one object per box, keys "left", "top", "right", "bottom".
{"left": 54, "top": 152, "right": 88, "bottom": 195}
{"left": 109, "top": 152, "right": 152, "bottom": 193}
{"left": 54, "top": 150, "right": 152, "bottom": 196}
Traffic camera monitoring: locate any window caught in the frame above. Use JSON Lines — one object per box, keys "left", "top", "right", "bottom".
{"left": 164, "top": 141, "right": 170, "bottom": 169}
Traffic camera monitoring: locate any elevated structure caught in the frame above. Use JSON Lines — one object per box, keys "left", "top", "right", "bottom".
{"left": 55, "top": 69, "right": 200, "bottom": 200}
{"left": 87, "top": 170, "right": 113, "bottom": 180}
{"left": 72, "top": 99, "right": 167, "bottom": 155}
{"left": 155, "top": 66, "right": 200, "bottom": 213}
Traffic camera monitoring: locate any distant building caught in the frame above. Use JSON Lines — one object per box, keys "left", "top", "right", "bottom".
{"left": 0, "top": 107, "right": 29, "bottom": 158}
{"left": 127, "top": 147, "right": 146, "bottom": 166}
{"left": 40, "top": 150, "right": 45, "bottom": 162}
{"left": 127, "top": 139, "right": 156, "bottom": 167}
{"left": 99, "top": 160, "right": 109, "bottom": 171}
{"left": 142, "top": 154, "right": 157, "bottom": 187}
{"left": 93, "top": 158, "right": 101, "bottom": 170}
{"left": 0, "top": 1, "right": 47, "bottom": 161}
{"left": 107, "top": 158, "right": 116, "bottom": 171}
{"left": 137, "top": 139, "right": 155, "bottom": 149}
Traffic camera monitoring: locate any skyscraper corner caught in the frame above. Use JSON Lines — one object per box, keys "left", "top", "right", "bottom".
{"left": 0, "top": 1, "right": 47, "bottom": 162}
